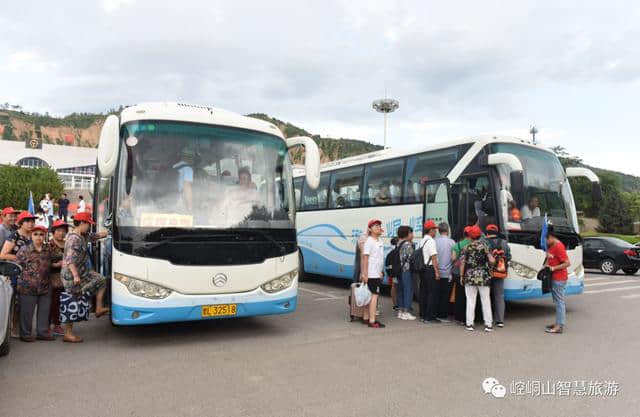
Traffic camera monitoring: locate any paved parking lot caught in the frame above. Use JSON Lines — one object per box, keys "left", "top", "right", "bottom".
{"left": 1, "top": 270, "right": 639, "bottom": 417}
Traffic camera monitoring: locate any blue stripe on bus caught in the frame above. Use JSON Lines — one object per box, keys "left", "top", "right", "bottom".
{"left": 297, "top": 223, "right": 349, "bottom": 239}
{"left": 111, "top": 296, "right": 297, "bottom": 326}
{"left": 300, "top": 246, "right": 354, "bottom": 280}
{"left": 504, "top": 282, "right": 583, "bottom": 301}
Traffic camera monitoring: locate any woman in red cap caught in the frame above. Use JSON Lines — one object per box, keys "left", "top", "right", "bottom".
{"left": 16, "top": 225, "right": 54, "bottom": 341}
{"left": 1, "top": 211, "right": 36, "bottom": 338}
{"left": 48, "top": 220, "right": 68, "bottom": 336}
{"left": 459, "top": 225, "right": 496, "bottom": 332}
{"left": 60, "top": 212, "right": 109, "bottom": 342}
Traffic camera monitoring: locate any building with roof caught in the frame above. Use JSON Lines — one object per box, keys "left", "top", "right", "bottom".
{"left": 0, "top": 139, "right": 97, "bottom": 190}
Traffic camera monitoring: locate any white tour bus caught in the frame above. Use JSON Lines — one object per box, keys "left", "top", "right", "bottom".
{"left": 94, "top": 102, "right": 319, "bottom": 325}
{"left": 293, "top": 136, "right": 602, "bottom": 300}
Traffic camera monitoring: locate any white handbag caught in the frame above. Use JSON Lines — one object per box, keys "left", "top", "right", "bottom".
{"left": 354, "top": 282, "right": 372, "bottom": 307}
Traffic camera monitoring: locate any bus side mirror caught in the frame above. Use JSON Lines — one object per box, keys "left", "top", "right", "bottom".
{"left": 286, "top": 136, "right": 320, "bottom": 189}
{"left": 510, "top": 171, "right": 524, "bottom": 194}
{"left": 592, "top": 183, "right": 603, "bottom": 202}
{"left": 97, "top": 115, "right": 120, "bottom": 178}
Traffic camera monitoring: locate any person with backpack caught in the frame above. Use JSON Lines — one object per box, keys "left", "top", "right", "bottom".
{"left": 386, "top": 226, "right": 416, "bottom": 320}
{"left": 416, "top": 220, "right": 440, "bottom": 323}
{"left": 485, "top": 224, "right": 511, "bottom": 328}
{"left": 388, "top": 237, "right": 399, "bottom": 311}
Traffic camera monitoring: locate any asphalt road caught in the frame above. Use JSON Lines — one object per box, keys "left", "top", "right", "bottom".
{"left": 1, "top": 270, "right": 639, "bottom": 417}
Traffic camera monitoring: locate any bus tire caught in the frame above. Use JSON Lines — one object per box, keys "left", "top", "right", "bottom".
{"left": 599, "top": 258, "right": 618, "bottom": 275}
{"left": 298, "top": 251, "right": 307, "bottom": 282}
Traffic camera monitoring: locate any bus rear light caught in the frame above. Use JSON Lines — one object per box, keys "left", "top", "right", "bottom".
{"left": 114, "top": 273, "right": 173, "bottom": 300}
{"left": 261, "top": 270, "right": 297, "bottom": 293}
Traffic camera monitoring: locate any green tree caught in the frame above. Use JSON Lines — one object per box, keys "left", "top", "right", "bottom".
{"left": 622, "top": 192, "right": 640, "bottom": 222}
{"left": 597, "top": 182, "right": 634, "bottom": 234}
{"left": 0, "top": 165, "right": 64, "bottom": 210}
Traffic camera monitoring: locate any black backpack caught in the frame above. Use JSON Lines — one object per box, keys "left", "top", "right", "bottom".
{"left": 410, "top": 240, "right": 434, "bottom": 273}
{"left": 385, "top": 241, "right": 409, "bottom": 278}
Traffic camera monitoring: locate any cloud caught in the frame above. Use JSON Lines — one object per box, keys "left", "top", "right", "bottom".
{"left": 1, "top": 0, "right": 639, "bottom": 175}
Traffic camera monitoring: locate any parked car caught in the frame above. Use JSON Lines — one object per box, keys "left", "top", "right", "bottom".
{"left": 583, "top": 237, "right": 640, "bottom": 275}
{"left": 0, "top": 261, "right": 21, "bottom": 357}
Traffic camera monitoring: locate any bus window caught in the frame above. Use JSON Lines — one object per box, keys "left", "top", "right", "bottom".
{"left": 363, "top": 159, "right": 404, "bottom": 206}
{"left": 404, "top": 148, "right": 461, "bottom": 203}
{"left": 301, "top": 172, "right": 330, "bottom": 210}
{"left": 293, "top": 177, "right": 303, "bottom": 208}
{"left": 329, "top": 166, "right": 363, "bottom": 208}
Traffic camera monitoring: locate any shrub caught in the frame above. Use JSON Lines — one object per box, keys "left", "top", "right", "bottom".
{"left": 0, "top": 165, "right": 64, "bottom": 210}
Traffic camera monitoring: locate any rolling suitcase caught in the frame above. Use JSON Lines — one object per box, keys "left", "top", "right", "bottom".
{"left": 348, "top": 282, "right": 366, "bottom": 321}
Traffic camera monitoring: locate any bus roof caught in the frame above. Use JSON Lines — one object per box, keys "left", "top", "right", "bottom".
{"left": 293, "top": 135, "right": 555, "bottom": 177}
{"left": 120, "top": 102, "right": 284, "bottom": 138}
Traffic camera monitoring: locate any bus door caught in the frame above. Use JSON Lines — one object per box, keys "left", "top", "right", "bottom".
{"left": 422, "top": 179, "right": 452, "bottom": 231}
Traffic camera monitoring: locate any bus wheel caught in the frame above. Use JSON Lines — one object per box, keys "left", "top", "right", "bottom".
{"left": 298, "top": 252, "right": 306, "bottom": 282}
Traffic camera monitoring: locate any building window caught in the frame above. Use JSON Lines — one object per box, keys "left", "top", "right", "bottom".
{"left": 16, "top": 157, "right": 49, "bottom": 169}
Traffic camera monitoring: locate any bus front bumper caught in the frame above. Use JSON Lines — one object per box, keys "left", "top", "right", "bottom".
{"left": 111, "top": 283, "right": 297, "bottom": 326}
{"left": 503, "top": 274, "right": 584, "bottom": 301}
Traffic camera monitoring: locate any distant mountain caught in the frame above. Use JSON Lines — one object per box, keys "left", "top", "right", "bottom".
{"left": 0, "top": 105, "right": 637, "bottom": 193}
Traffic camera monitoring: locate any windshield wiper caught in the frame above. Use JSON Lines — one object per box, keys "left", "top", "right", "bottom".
{"left": 141, "top": 233, "right": 230, "bottom": 252}
{"left": 234, "top": 229, "right": 287, "bottom": 256}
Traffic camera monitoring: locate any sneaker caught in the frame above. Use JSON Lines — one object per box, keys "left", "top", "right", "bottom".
{"left": 397, "top": 311, "right": 404, "bottom": 319}
{"left": 52, "top": 325, "right": 65, "bottom": 336}
{"left": 438, "top": 318, "right": 451, "bottom": 323}
{"left": 404, "top": 312, "right": 417, "bottom": 321}
{"left": 368, "top": 321, "right": 386, "bottom": 328}
{"left": 485, "top": 326, "right": 494, "bottom": 332}
{"left": 465, "top": 325, "right": 474, "bottom": 331}
{"left": 423, "top": 318, "right": 442, "bottom": 324}
{"left": 496, "top": 322, "right": 504, "bottom": 328}
{"left": 392, "top": 305, "right": 400, "bottom": 311}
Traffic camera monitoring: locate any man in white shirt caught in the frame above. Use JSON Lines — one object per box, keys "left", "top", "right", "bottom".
{"left": 419, "top": 220, "right": 441, "bottom": 323}
{"left": 361, "top": 219, "right": 386, "bottom": 328}
{"left": 521, "top": 196, "right": 541, "bottom": 220}
{"left": 77, "top": 195, "right": 86, "bottom": 213}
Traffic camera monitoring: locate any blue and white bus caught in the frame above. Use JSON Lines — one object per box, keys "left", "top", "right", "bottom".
{"left": 94, "top": 102, "right": 319, "bottom": 325}
{"left": 293, "top": 136, "right": 601, "bottom": 300}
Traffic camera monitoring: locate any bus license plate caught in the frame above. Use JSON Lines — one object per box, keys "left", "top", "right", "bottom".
{"left": 201, "top": 304, "right": 237, "bottom": 317}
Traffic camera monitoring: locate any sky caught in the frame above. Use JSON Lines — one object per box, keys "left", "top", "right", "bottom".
{"left": 1, "top": 0, "right": 639, "bottom": 175}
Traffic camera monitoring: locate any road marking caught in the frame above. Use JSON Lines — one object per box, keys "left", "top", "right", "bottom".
{"left": 298, "top": 287, "right": 341, "bottom": 299}
{"left": 584, "top": 280, "right": 636, "bottom": 287}
{"left": 620, "top": 293, "right": 640, "bottom": 299}
{"left": 584, "top": 285, "right": 640, "bottom": 294}
{"left": 584, "top": 277, "right": 613, "bottom": 282}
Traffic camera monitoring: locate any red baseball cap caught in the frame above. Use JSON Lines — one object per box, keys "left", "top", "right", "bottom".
{"left": 51, "top": 220, "right": 69, "bottom": 230}
{"left": 463, "top": 226, "right": 471, "bottom": 236}
{"left": 423, "top": 220, "right": 437, "bottom": 230}
{"left": 32, "top": 225, "right": 48, "bottom": 234}
{"left": 486, "top": 224, "right": 499, "bottom": 233}
{"left": 73, "top": 212, "right": 95, "bottom": 225}
{"left": 468, "top": 225, "right": 483, "bottom": 239}
{"left": 1, "top": 207, "right": 19, "bottom": 216}
{"left": 368, "top": 219, "right": 382, "bottom": 228}
{"left": 16, "top": 211, "right": 37, "bottom": 224}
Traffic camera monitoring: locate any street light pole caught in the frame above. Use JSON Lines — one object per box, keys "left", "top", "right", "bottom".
{"left": 372, "top": 98, "right": 399, "bottom": 149}
{"left": 530, "top": 125, "right": 538, "bottom": 145}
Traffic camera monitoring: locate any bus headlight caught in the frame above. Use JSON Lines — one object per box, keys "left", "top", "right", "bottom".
{"left": 261, "top": 270, "right": 297, "bottom": 293}
{"left": 114, "top": 273, "right": 173, "bottom": 299}
{"left": 509, "top": 261, "right": 538, "bottom": 279}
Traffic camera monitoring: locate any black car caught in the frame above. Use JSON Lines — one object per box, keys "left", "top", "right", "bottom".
{"left": 583, "top": 237, "right": 640, "bottom": 275}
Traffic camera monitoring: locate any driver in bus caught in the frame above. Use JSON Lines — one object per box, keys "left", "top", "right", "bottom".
{"left": 521, "top": 196, "right": 541, "bottom": 220}
{"left": 238, "top": 166, "right": 258, "bottom": 189}
{"left": 172, "top": 146, "right": 195, "bottom": 212}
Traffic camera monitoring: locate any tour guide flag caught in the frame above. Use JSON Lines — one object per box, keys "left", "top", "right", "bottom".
{"left": 28, "top": 191, "right": 35, "bottom": 215}
{"left": 540, "top": 213, "right": 549, "bottom": 251}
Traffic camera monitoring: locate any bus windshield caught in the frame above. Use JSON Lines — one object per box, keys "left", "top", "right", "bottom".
{"left": 491, "top": 143, "right": 578, "bottom": 233}
{"left": 116, "top": 121, "right": 293, "bottom": 230}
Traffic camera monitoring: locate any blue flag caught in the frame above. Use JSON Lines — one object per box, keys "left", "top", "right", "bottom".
{"left": 27, "top": 191, "right": 35, "bottom": 215}
{"left": 540, "top": 213, "right": 548, "bottom": 251}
